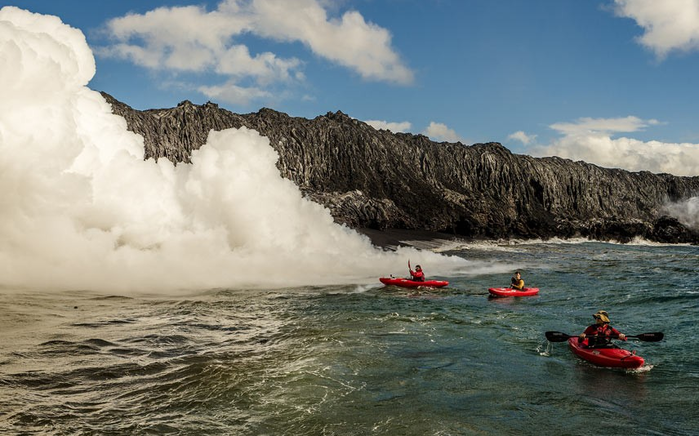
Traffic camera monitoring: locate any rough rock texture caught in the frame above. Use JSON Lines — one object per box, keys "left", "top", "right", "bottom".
{"left": 102, "top": 92, "right": 699, "bottom": 244}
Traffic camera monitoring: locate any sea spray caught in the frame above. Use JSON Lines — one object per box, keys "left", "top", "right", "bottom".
{"left": 0, "top": 7, "right": 467, "bottom": 292}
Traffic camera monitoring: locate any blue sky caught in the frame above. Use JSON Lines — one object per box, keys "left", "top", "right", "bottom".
{"left": 5, "top": 0, "right": 699, "bottom": 175}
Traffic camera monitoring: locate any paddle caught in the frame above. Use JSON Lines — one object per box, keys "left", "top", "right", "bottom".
{"left": 545, "top": 331, "right": 664, "bottom": 343}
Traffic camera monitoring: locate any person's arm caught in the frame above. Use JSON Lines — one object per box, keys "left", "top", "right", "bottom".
{"left": 611, "top": 327, "right": 626, "bottom": 340}
{"left": 580, "top": 325, "right": 595, "bottom": 338}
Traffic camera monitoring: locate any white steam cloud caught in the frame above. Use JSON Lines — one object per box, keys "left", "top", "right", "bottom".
{"left": 0, "top": 7, "right": 464, "bottom": 293}
{"left": 664, "top": 197, "right": 699, "bottom": 229}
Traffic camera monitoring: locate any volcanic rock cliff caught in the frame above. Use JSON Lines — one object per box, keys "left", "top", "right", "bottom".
{"left": 102, "top": 92, "right": 699, "bottom": 244}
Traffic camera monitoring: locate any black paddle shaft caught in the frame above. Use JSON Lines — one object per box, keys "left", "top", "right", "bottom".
{"left": 545, "top": 331, "right": 664, "bottom": 343}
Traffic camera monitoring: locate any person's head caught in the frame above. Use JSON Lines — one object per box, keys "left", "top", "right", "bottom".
{"left": 593, "top": 310, "right": 610, "bottom": 324}
{"left": 514, "top": 271, "right": 521, "bottom": 278}
{"left": 415, "top": 265, "right": 422, "bottom": 271}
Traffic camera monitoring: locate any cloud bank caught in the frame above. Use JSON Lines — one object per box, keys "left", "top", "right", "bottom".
{"left": 0, "top": 6, "right": 463, "bottom": 293}
{"left": 530, "top": 116, "right": 699, "bottom": 176}
{"left": 98, "top": 0, "right": 413, "bottom": 105}
{"left": 614, "top": 0, "right": 699, "bottom": 59}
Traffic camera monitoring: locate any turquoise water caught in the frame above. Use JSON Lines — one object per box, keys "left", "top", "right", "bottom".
{"left": 1, "top": 241, "right": 698, "bottom": 435}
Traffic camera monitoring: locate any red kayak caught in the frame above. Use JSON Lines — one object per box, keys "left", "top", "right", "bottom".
{"left": 567, "top": 337, "right": 645, "bottom": 369}
{"left": 488, "top": 287, "right": 539, "bottom": 297}
{"left": 379, "top": 277, "right": 449, "bottom": 288}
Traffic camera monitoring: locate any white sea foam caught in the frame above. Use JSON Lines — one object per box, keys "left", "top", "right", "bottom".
{"left": 0, "top": 7, "right": 468, "bottom": 293}
{"left": 470, "top": 236, "right": 694, "bottom": 248}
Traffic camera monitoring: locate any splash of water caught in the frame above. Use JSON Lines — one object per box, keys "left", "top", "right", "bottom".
{"left": 0, "top": 7, "right": 468, "bottom": 293}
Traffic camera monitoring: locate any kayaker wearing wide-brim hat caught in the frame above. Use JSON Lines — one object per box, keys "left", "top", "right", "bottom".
{"left": 579, "top": 310, "right": 627, "bottom": 348}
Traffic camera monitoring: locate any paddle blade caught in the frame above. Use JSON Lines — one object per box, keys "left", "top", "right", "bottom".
{"left": 630, "top": 332, "right": 664, "bottom": 342}
{"left": 545, "top": 331, "right": 572, "bottom": 342}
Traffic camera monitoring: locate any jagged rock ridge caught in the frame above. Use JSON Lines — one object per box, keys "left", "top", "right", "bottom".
{"left": 101, "top": 92, "right": 699, "bottom": 244}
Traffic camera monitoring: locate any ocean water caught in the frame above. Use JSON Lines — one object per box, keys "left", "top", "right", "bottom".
{"left": 1, "top": 241, "right": 698, "bottom": 435}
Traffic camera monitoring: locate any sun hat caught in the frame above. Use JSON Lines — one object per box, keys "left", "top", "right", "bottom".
{"left": 593, "top": 310, "right": 610, "bottom": 323}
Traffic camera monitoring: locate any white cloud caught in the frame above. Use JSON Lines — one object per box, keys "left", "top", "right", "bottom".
{"left": 215, "top": 44, "right": 304, "bottom": 88}
{"left": 508, "top": 131, "right": 537, "bottom": 145}
{"left": 365, "top": 120, "right": 412, "bottom": 133}
{"left": 423, "top": 122, "right": 463, "bottom": 143}
{"left": 101, "top": 6, "right": 240, "bottom": 71}
{"left": 549, "top": 116, "right": 661, "bottom": 136}
{"left": 532, "top": 116, "right": 699, "bottom": 176}
{"left": 613, "top": 0, "right": 699, "bottom": 58}
{"left": 99, "top": 0, "right": 413, "bottom": 105}
{"left": 244, "top": 0, "right": 413, "bottom": 84}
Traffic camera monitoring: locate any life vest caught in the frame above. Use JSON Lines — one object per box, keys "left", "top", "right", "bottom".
{"left": 587, "top": 324, "right": 616, "bottom": 347}
{"left": 411, "top": 270, "right": 425, "bottom": 282}
{"left": 511, "top": 277, "right": 524, "bottom": 290}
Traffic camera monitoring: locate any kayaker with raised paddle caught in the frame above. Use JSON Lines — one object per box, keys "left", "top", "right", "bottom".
{"left": 579, "top": 310, "right": 627, "bottom": 348}
{"left": 408, "top": 261, "right": 425, "bottom": 282}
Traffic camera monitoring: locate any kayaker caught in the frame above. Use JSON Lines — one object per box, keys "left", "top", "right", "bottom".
{"left": 409, "top": 265, "right": 425, "bottom": 282}
{"left": 579, "top": 310, "right": 627, "bottom": 348}
{"left": 510, "top": 271, "right": 524, "bottom": 290}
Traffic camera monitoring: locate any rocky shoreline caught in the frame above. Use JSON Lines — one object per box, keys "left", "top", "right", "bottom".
{"left": 356, "top": 228, "right": 464, "bottom": 250}
{"left": 102, "top": 93, "right": 699, "bottom": 245}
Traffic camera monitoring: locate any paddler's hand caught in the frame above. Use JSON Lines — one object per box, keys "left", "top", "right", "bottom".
{"left": 618, "top": 334, "right": 626, "bottom": 340}
{"left": 579, "top": 333, "right": 586, "bottom": 339}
